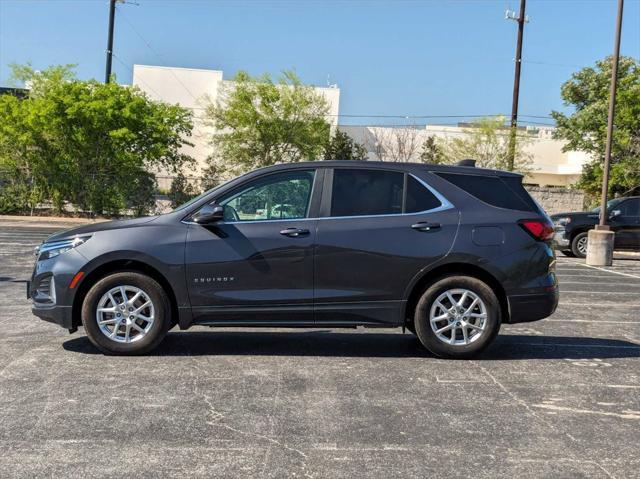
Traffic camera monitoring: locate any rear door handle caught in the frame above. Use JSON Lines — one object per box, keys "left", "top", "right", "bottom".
{"left": 280, "top": 227, "right": 310, "bottom": 237}
{"left": 411, "top": 222, "right": 441, "bottom": 232}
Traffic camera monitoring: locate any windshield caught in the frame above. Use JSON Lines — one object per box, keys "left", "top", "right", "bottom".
{"left": 590, "top": 198, "right": 625, "bottom": 213}
{"left": 171, "top": 179, "right": 234, "bottom": 212}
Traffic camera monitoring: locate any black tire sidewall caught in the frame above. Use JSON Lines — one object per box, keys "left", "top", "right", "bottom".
{"left": 81, "top": 272, "right": 170, "bottom": 355}
{"left": 414, "top": 275, "right": 501, "bottom": 359}
{"left": 571, "top": 232, "right": 588, "bottom": 258}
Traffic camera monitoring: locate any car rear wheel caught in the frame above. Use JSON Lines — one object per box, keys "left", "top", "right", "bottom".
{"left": 414, "top": 276, "right": 501, "bottom": 359}
{"left": 81, "top": 272, "right": 171, "bottom": 355}
{"left": 571, "top": 232, "right": 589, "bottom": 258}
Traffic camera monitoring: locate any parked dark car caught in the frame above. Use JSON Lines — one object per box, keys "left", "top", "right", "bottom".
{"left": 29, "top": 161, "right": 558, "bottom": 358}
{"left": 551, "top": 197, "right": 640, "bottom": 258}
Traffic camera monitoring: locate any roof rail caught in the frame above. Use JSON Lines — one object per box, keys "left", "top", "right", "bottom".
{"left": 456, "top": 159, "right": 476, "bottom": 167}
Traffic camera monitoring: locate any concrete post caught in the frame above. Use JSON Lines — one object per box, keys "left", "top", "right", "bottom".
{"left": 586, "top": 229, "right": 615, "bottom": 266}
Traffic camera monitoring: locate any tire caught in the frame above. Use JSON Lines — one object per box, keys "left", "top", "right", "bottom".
{"left": 81, "top": 272, "right": 171, "bottom": 355}
{"left": 560, "top": 250, "right": 575, "bottom": 257}
{"left": 414, "top": 275, "right": 501, "bottom": 359}
{"left": 571, "top": 232, "right": 589, "bottom": 258}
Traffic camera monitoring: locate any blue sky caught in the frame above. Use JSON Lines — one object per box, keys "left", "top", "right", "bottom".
{"left": 1, "top": 0, "right": 639, "bottom": 126}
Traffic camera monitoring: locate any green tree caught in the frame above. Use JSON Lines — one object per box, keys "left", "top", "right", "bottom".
{"left": 205, "top": 70, "right": 331, "bottom": 174}
{"left": 440, "top": 116, "right": 532, "bottom": 173}
{"left": 167, "top": 172, "right": 196, "bottom": 208}
{"left": 0, "top": 64, "right": 194, "bottom": 216}
{"left": 418, "top": 136, "right": 447, "bottom": 164}
{"left": 323, "top": 130, "right": 368, "bottom": 160}
{"left": 551, "top": 56, "right": 640, "bottom": 199}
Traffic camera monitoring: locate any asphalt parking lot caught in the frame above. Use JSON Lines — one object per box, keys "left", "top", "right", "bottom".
{"left": 1, "top": 223, "right": 639, "bottom": 478}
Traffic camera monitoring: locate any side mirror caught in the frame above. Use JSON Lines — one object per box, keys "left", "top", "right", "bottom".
{"left": 192, "top": 203, "right": 224, "bottom": 224}
{"left": 609, "top": 209, "right": 622, "bottom": 219}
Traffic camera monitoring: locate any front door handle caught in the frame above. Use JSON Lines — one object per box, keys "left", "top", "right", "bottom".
{"left": 411, "top": 222, "right": 441, "bottom": 232}
{"left": 280, "top": 227, "right": 310, "bottom": 237}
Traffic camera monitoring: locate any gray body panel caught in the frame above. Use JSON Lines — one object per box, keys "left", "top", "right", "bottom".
{"left": 30, "top": 160, "right": 558, "bottom": 331}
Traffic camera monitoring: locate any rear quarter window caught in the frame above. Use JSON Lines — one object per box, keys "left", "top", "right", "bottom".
{"left": 435, "top": 172, "right": 537, "bottom": 212}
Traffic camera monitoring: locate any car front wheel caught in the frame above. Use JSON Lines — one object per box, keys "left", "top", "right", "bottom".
{"left": 571, "top": 232, "right": 589, "bottom": 258}
{"left": 414, "top": 276, "right": 501, "bottom": 359}
{"left": 81, "top": 272, "right": 171, "bottom": 355}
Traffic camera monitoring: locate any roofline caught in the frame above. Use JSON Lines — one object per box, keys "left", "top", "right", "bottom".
{"left": 133, "top": 64, "right": 224, "bottom": 75}
{"left": 250, "top": 160, "right": 523, "bottom": 178}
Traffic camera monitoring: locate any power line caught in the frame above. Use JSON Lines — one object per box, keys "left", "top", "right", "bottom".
{"left": 116, "top": 5, "right": 201, "bottom": 103}
{"left": 111, "top": 53, "right": 164, "bottom": 99}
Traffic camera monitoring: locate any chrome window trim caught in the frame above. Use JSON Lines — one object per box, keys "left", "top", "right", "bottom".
{"left": 182, "top": 173, "right": 454, "bottom": 225}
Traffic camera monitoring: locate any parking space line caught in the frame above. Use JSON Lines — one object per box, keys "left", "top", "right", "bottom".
{"left": 576, "top": 262, "right": 640, "bottom": 279}
{"left": 560, "top": 302, "right": 640, "bottom": 307}
{"left": 508, "top": 341, "right": 640, "bottom": 350}
{"left": 560, "top": 291, "right": 640, "bottom": 295}
{"left": 546, "top": 319, "right": 640, "bottom": 324}
{"left": 559, "top": 281, "right": 638, "bottom": 286}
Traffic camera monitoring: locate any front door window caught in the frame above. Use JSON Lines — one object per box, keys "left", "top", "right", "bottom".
{"left": 219, "top": 170, "right": 315, "bottom": 222}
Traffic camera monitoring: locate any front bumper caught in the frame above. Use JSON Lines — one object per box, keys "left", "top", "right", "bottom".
{"left": 553, "top": 228, "right": 570, "bottom": 248}
{"left": 31, "top": 302, "right": 74, "bottom": 329}
{"left": 28, "top": 248, "right": 88, "bottom": 331}
{"left": 507, "top": 287, "right": 559, "bottom": 323}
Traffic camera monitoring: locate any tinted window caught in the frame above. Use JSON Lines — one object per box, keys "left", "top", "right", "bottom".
{"left": 405, "top": 176, "right": 441, "bottom": 213}
{"left": 331, "top": 169, "right": 403, "bottom": 217}
{"left": 619, "top": 199, "right": 640, "bottom": 216}
{"left": 435, "top": 173, "right": 535, "bottom": 212}
{"left": 219, "top": 170, "right": 314, "bottom": 221}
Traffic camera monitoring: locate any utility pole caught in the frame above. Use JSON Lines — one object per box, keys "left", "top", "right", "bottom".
{"left": 598, "top": 0, "right": 624, "bottom": 228}
{"left": 587, "top": 0, "right": 624, "bottom": 267}
{"left": 105, "top": 0, "right": 117, "bottom": 83}
{"left": 506, "top": 0, "right": 527, "bottom": 171}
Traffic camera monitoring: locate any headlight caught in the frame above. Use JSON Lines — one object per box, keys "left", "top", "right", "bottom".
{"left": 553, "top": 217, "right": 571, "bottom": 227}
{"left": 36, "top": 235, "right": 91, "bottom": 261}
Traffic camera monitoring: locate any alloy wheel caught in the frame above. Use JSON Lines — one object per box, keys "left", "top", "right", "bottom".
{"left": 96, "top": 285, "right": 155, "bottom": 343}
{"left": 429, "top": 288, "right": 487, "bottom": 346}
{"left": 577, "top": 236, "right": 588, "bottom": 256}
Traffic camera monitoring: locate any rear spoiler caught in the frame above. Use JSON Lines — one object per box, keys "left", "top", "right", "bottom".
{"left": 456, "top": 159, "right": 476, "bottom": 167}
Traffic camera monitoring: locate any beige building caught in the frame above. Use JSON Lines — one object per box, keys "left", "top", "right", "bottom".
{"left": 339, "top": 124, "right": 591, "bottom": 187}
{"left": 132, "top": 64, "right": 588, "bottom": 188}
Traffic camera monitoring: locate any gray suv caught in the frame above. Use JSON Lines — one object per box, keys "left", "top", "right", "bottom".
{"left": 29, "top": 161, "right": 558, "bottom": 358}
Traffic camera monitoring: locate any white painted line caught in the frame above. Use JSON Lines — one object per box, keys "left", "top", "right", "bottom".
{"left": 560, "top": 291, "right": 640, "bottom": 295}
{"left": 508, "top": 341, "right": 640, "bottom": 350}
{"left": 559, "top": 281, "right": 639, "bottom": 286}
{"left": 559, "top": 302, "right": 640, "bottom": 307}
{"left": 546, "top": 319, "right": 640, "bottom": 324}
{"left": 576, "top": 262, "right": 640, "bottom": 279}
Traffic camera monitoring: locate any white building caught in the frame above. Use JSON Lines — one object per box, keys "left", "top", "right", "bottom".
{"left": 132, "top": 64, "right": 340, "bottom": 185}
{"left": 132, "top": 64, "right": 588, "bottom": 188}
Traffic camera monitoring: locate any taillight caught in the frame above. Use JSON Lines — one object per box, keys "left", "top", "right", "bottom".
{"left": 519, "top": 219, "right": 554, "bottom": 241}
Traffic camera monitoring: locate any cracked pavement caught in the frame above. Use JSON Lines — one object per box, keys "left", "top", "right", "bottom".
{"left": 1, "top": 223, "right": 639, "bottom": 478}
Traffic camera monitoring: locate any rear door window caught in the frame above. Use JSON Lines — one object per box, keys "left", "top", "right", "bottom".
{"left": 405, "top": 176, "right": 442, "bottom": 213}
{"left": 330, "top": 169, "right": 443, "bottom": 217}
{"left": 331, "top": 169, "right": 403, "bottom": 217}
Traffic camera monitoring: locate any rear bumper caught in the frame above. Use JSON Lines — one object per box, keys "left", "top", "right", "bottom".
{"left": 507, "top": 288, "right": 559, "bottom": 323}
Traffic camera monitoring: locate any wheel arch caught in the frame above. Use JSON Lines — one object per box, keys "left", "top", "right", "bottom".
{"left": 71, "top": 259, "right": 179, "bottom": 329}
{"left": 403, "top": 262, "right": 509, "bottom": 327}
{"left": 569, "top": 226, "right": 592, "bottom": 242}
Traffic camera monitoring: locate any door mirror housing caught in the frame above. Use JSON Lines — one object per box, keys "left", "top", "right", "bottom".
{"left": 192, "top": 203, "right": 225, "bottom": 224}
{"left": 609, "top": 209, "right": 622, "bottom": 220}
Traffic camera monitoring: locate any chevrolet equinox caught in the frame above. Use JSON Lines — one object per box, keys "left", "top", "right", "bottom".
{"left": 29, "top": 161, "right": 559, "bottom": 358}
